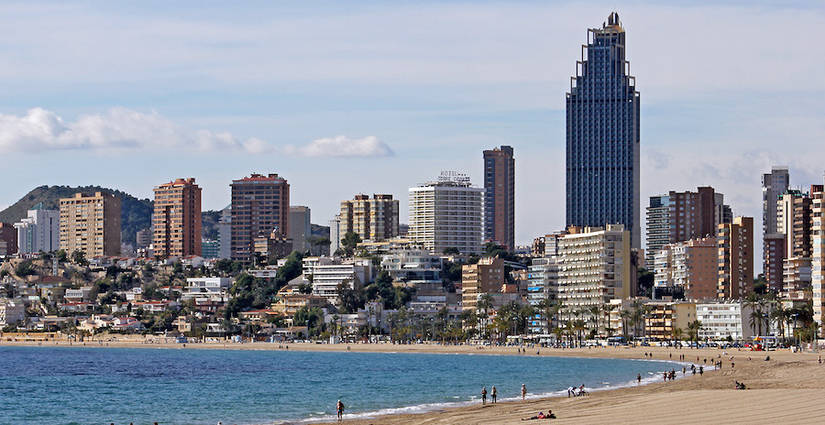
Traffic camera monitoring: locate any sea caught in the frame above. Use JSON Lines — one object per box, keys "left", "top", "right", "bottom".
{"left": 0, "top": 345, "right": 681, "bottom": 424}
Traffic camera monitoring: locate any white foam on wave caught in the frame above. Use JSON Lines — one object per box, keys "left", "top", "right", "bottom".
{"left": 262, "top": 358, "right": 701, "bottom": 425}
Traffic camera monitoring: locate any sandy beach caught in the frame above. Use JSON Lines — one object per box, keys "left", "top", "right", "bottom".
{"left": 3, "top": 337, "right": 824, "bottom": 424}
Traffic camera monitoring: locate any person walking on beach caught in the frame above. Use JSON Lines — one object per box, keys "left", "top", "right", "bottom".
{"left": 491, "top": 385, "right": 497, "bottom": 404}
{"left": 637, "top": 373, "right": 641, "bottom": 384}
{"left": 481, "top": 386, "right": 488, "bottom": 405}
{"left": 337, "top": 400, "right": 345, "bottom": 421}
{"left": 522, "top": 384, "right": 527, "bottom": 401}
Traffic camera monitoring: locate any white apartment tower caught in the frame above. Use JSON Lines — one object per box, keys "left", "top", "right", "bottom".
{"left": 408, "top": 172, "right": 483, "bottom": 255}
{"left": 14, "top": 205, "right": 59, "bottom": 254}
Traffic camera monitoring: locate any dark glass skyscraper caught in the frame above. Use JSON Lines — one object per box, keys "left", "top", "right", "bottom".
{"left": 566, "top": 12, "right": 640, "bottom": 249}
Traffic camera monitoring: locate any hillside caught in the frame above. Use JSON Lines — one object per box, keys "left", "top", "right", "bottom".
{"left": 0, "top": 185, "right": 153, "bottom": 246}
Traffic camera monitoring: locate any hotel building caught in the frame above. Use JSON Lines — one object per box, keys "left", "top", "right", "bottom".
{"left": 408, "top": 172, "right": 483, "bottom": 255}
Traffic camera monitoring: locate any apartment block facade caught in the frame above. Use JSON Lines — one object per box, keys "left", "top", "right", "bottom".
{"left": 59, "top": 192, "right": 121, "bottom": 257}
{"left": 483, "top": 145, "right": 515, "bottom": 250}
{"left": 811, "top": 184, "right": 825, "bottom": 332}
{"left": 717, "top": 217, "right": 754, "bottom": 299}
{"left": 288, "top": 206, "right": 311, "bottom": 253}
{"left": 461, "top": 256, "right": 505, "bottom": 311}
{"left": 339, "top": 194, "right": 399, "bottom": 242}
{"left": 556, "top": 225, "right": 634, "bottom": 324}
{"left": 152, "top": 178, "right": 202, "bottom": 259}
{"left": 645, "top": 187, "right": 725, "bottom": 267}
{"left": 230, "top": 173, "right": 289, "bottom": 263}
{"left": 654, "top": 237, "right": 717, "bottom": 300}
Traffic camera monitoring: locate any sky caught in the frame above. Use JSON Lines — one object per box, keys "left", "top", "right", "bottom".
{"left": 1, "top": 1, "right": 824, "bottom": 265}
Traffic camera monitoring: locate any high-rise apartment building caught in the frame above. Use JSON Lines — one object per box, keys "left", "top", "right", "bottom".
{"left": 230, "top": 173, "right": 289, "bottom": 263}
{"left": 59, "top": 192, "right": 121, "bottom": 257}
{"left": 152, "top": 178, "right": 202, "bottom": 259}
{"left": 557, "top": 224, "right": 634, "bottom": 332}
{"left": 461, "top": 256, "right": 505, "bottom": 311}
{"left": 811, "top": 184, "right": 825, "bottom": 332}
{"left": 763, "top": 233, "right": 786, "bottom": 293}
{"left": 762, "top": 166, "right": 789, "bottom": 277}
{"left": 717, "top": 216, "right": 754, "bottom": 299}
{"left": 527, "top": 256, "right": 560, "bottom": 333}
{"left": 339, "top": 194, "right": 399, "bottom": 242}
{"left": 408, "top": 172, "right": 483, "bottom": 255}
{"left": 329, "top": 215, "right": 341, "bottom": 256}
{"left": 762, "top": 167, "right": 790, "bottom": 236}
{"left": 14, "top": 205, "right": 59, "bottom": 254}
{"left": 288, "top": 206, "right": 311, "bottom": 253}
{"left": 483, "top": 145, "right": 515, "bottom": 250}
{"left": 566, "top": 12, "right": 640, "bottom": 249}
{"left": 646, "top": 187, "right": 726, "bottom": 266}
{"left": 654, "top": 237, "right": 717, "bottom": 300}
{"left": 777, "top": 189, "right": 813, "bottom": 259}
{"left": 0, "top": 223, "right": 17, "bottom": 256}
{"left": 217, "top": 205, "right": 231, "bottom": 260}
{"left": 767, "top": 189, "right": 813, "bottom": 292}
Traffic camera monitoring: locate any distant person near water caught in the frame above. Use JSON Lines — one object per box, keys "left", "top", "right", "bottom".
{"left": 337, "top": 400, "right": 345, "bottom": 421}
{"left": 481, "top": 386, "right": 488, "bottom": 405}
{"left": 522, "top": 383, "right": 527, "bottom": 400}
{"left": 491, "top": 385, "right": 497, "bottom": 403}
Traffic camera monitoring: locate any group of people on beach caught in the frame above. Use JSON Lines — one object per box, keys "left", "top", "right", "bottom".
{"left": 521, "top": 410, "right": 556, "bottom": 421}
{"left": 567, "top": 384, "right": 587, "bottom": 397}
{"left": 480, "top": 386, "right": 498, "bottom": 404}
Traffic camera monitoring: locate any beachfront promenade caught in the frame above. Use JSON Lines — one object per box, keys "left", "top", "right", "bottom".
{"left": 2, "top": 338, "right": 823, "bottom": 424}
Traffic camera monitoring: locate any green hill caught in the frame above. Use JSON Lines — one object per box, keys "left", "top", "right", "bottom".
{"left": 0, "top": 185, "right": 153, "bottom": 246}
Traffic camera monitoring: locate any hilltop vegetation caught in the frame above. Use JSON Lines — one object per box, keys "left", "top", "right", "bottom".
{"left": 0, "top": 185, "right": 152, "bottom": 246}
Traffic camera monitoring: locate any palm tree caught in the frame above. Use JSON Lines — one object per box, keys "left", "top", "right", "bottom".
{"left": 686, "top": 320, "right": 703, "bottom": 347}
{"left": 619, "top": 309, "right": 631, "bottom": 340}
{"left": 671, "top": 327, "right": 684, "bottom": 345}
{"left": 771, "top": 303, "right": 789, "bottom": 342}
{"left": 588, "top": 305, "right": 600, "bottom": 337}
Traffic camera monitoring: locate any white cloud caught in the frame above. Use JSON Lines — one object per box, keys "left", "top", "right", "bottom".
{"left": 0, "top": 107, "right": 391, "bottom": 158}
{"left": 290, "top": 135, "right": 393, "bottom": 158}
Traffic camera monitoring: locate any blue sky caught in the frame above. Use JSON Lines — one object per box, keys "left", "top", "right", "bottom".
{"left": 1, "top": 1, "right": 824, "bottom": 261}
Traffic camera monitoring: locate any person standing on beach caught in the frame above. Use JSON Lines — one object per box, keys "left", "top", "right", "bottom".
{"left": 522, "top": 384, "right": 527, "bottom": 401}
{"left": 481, "top": 386, "right": 488, "bottom": 405}
{"left": 491, "top": 385, "right": 497, "bottom": 404}
{"left": 637, "top": 373, "right": 641, "bottom": 384}
{"left": 337, "top": 400, "right": 345, "bottom": 421}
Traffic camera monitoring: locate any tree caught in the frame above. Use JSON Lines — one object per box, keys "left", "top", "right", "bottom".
{"left": 294, "top": 306, "right": 325, "bottom": 336}
{"left": 442, "top": 247, "right": 460, "bottom": 255}
{"left": 337, "top": 280, "right": 364, "bottom": 314}
{"left": 637, "top": 268, "right": 654, "bottom": 298}
{"left": 15, "top": 260, "right": 37, "bottom": 277}
{"left": 341, "top": 232, "right": 362, "bottom": 257}
{"left": 686, "top": 320, "right": 703, "bottom": 347}
{"left": 55, "top": 249, "right": 68, "bottom": 263}
{"left": 71, "top": 250, "right": 88, "bottom": 266}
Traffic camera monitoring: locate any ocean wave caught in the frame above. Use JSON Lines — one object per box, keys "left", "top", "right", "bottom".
{"left": 268, "top": 359, "right": 696, "bottom": 425}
